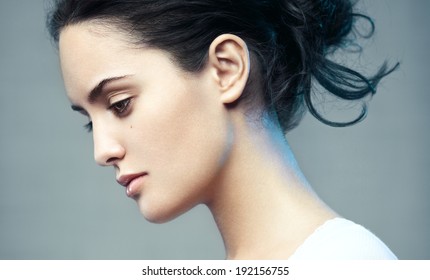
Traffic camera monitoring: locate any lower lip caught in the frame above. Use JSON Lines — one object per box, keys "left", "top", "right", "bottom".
{"left": 126, "top": 175, "right": 145, "bottom": 198}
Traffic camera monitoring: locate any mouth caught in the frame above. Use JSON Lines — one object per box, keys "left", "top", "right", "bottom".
{"left": 116, "top": 172, "right": 147, "bottom": 198}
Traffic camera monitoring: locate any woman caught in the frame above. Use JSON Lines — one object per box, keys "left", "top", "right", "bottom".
{"left": 47, "top": 0, "right": 398, "bottom": 259}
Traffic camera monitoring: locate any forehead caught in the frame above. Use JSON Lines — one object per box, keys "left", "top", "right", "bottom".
{"left": 58, "top": 22, "right": 139, "bottom": 100}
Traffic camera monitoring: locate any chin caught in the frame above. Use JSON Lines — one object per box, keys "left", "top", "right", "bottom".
{"left": 136, "top": 197, "right": 189, "bottom": 224}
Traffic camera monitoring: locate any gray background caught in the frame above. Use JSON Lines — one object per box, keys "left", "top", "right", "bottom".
{"left": 0, "top": 0, "right": 428, "bottom": 259}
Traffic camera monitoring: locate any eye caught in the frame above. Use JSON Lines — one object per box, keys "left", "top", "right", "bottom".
{"left": 110, "top": 98, "right": 132, "bottom": 116}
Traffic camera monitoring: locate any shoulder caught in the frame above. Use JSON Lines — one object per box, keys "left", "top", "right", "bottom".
{"left": 289, "top": 218, "right": 397, "bottom": 260}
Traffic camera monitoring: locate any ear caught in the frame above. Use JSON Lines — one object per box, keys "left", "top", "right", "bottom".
{"left": 207, "top": 34, "right": 250, "bottom": 104}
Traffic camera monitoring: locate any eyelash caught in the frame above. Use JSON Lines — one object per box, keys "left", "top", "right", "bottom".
{"left": 84, "top": 122, "right": 93, "bottom": 132}
{"left": 83, "top": 98, "right": 133, "bottom": 133}
{"left": 110, "top": 97, "right": 132, "bottom": 116}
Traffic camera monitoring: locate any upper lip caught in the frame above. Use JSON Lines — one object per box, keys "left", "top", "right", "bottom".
{"left": 116, "top": 172, "right": 147, "bottom": 187}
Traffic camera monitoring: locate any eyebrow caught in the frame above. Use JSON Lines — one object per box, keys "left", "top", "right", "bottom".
{"left": 71, "top": 75, "right": 130, "bottom": 112}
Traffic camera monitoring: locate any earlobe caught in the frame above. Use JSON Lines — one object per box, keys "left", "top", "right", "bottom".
{"left": 208, "top": 34, "right": 250, "bottom": 104}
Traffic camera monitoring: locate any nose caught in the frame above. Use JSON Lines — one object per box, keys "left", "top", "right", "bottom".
{"left": 93, "top": 124, "right": 126, "bottom": 166}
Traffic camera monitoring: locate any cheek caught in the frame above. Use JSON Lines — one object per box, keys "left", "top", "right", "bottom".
{"left": 145, "top": 94, "right": 229, "bottom": 183}
{"left": 126, "top": 84, "right": 232, "bottom": 221}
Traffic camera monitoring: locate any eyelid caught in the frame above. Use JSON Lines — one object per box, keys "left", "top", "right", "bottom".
{"left": 107, "top": 91, "right": 134, "bottom": 105}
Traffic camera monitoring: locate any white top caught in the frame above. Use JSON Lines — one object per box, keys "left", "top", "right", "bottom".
{"left": 288, "top": 218, "right": 397, "bottom": 260}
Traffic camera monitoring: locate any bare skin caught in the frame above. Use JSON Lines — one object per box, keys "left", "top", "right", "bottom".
{"left": 206, "top": 105, "right": 338, "bottom": 259}
{"left": 59, "top": 22, "right": 337, "bottom": 259}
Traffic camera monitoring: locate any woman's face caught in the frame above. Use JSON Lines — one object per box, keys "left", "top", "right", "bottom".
{"left": 59, "top": 22, "right": 233, "bottom": 223}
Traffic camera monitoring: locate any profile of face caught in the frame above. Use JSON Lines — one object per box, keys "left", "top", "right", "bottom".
{"left": 59, "top": 22, "right": 249, "bottom": 223}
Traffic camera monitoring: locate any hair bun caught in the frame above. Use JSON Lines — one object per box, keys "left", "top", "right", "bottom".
{"left": 315, "top": 0, "right": 354, "bottom": 48}
{"left": 259, "top": 0, "right": 398, "bottom": 129}
{"left": 272, "top": 0, "right": 355, "bottom": 54}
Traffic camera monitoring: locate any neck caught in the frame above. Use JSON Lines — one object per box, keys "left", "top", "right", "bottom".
{"left": 205, "top": 113, "right": 337, "bottom": 259}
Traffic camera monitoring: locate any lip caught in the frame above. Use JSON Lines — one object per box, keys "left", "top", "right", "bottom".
{"left": 116, "top": 172, "right": 147, "bottom": 197}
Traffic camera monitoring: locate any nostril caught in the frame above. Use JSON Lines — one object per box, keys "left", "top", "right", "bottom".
{"left": 106, "top": 157, "right": 119, "bottom": 165}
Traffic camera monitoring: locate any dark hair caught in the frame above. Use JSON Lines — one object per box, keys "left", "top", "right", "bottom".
{"left": 47, "top": 0, "right": 398, "bottom": 132}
